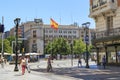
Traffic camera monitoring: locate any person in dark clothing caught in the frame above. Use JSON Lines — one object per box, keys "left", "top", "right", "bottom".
{"left": 78, "top": 58, "right": 82, "bottom": 68}
{"left": 47, "top": 56, "right": 52, "bottom": 72}
{"left": 102, "top": 55, "right": 106, "bottom": 69}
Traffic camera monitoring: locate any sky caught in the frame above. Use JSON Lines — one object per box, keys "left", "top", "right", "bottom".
{"left": 0, "top": 0, "right": 95, "bottom": 31}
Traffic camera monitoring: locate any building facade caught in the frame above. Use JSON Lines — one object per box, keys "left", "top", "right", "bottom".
{"left": 89, "top": 0, "right": 120, "bottom": 65}
{"left": 9, "top": 19, "right": 94, "bottom": 55}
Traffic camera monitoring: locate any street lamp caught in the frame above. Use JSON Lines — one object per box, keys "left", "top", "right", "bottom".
{"left": 70, "top": 43, "right": 73, "bottom": 66}
{"left": 0, "top": 23, "right": 4, "bottom": 58}
{"left": 14, "top": 18, "right": 20, "bottom": 71}
{"left": 82, "top": 22, "right": 90, "bottom": 68}
{"left": 0, "top": 17, "right": 5, "bottom": 60}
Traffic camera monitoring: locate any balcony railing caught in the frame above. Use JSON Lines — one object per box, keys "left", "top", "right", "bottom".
{"left": 100, "top": 1, "right": 107, "bottom": 6}
{"left": 92, "top": 4, "right": 98, "bottom": 9}
{"left": 95, "top": 27, "right": 120, "bottom": 39}
{"left": 92, "top": 1, "right": 107, "bottom": 9}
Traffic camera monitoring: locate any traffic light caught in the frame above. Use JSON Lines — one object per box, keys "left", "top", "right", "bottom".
{"left": 0, "top": 24, "right": 4, "bottom": 33}
{"left": 85, "top": 29, "right": 89, "bottom": 45}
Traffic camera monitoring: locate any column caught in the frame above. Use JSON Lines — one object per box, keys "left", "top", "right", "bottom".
{"left": 96, "top": 47, "right": 100, "bottom": 65}
{"left": 105, "top": 46, "right": 108, "bottom": 64}
{"left": 115, "top": 46, "right": 118, "bottom": 63}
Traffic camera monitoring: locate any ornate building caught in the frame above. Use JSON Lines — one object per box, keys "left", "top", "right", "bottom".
{"left": 89, "top": 0, "right": 120, "bottom": 65}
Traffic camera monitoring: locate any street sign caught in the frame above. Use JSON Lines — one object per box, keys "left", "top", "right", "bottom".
{"left": 85, "top": 36, "right": 89, "bottom": 42}
{"left": 18, "top": 38, "right": 27, "bottom": 40}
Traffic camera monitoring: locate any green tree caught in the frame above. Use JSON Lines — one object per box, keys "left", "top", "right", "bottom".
{"left": 0, "top": 39, "right": 12, "bottom": 54}
{"left": 6, "top": 36, "right": 15, "bottom": 46}
{"left": 45, "top": 41, "right": 53, "bottom": 54}
{"left": 45, "top": 38, "right": 70, "bottom": 58}
{"left": 73, "top": 39, "right": 86, "bottom": 57}
{"left": 53, "top": 38, "right": 70, "bottom": 55}
{"left": 88, "top": 44, "right": 93, "bottom": 53}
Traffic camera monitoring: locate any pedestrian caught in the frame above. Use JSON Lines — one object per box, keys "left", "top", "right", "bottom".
{"left": 25, "top": 56, "right": 31, "bottom": 73}
{"left": 47, "top": 56, "right": 52, "bottom": 72}
{"left": 78, "top": 58, "right": 82, "bottom": 68}
{"left": 102, "top": 55, "right": 106, "bottom": 69}
{"left": 20, "top": 56, "right": 26, "bottom": 75}
{"left": 1, "top": 57, "right": 4, "bottom": 68}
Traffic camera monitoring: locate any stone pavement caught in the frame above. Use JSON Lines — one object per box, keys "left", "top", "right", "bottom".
{"left": 0, "top": 59, "right": 120, "bottom": 80}
{"left": 30, "top": 59, "right": 120, "bottom": 80}
{"left": 0, "top": 63, "right": 52, "bottom": 80}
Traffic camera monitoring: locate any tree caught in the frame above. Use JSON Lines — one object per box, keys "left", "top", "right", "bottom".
{"left": 0, "top": 39, "right": 12, "bottom": 54}
{"left": 55, "top": 38, "right": 70, "bottom": 55}
{"left": 6, "top": 36, "right": 15, "bottom": 46}
{"left": 45, "top": 38, "right": 70, "bottom": 58}
{"left": 73, "top": 39, "right": 86, "bottom": 57}
{"left": 45, "top": 41, "right": 53, "bottom": 54}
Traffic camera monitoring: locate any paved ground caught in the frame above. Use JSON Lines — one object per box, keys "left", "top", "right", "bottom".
{"left": 0, "top": 59, "right": 120, "bottom": 80}
{"left": 30, "top": 59, "right": 120, "bottom": 80}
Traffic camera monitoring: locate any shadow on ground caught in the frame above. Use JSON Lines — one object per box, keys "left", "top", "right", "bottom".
{"left": 30, "top": 65, "right": 120, "bottom": 80}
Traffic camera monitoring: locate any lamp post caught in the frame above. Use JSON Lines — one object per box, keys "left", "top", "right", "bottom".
{"left": 0, "top": 17, "right": 4, "bottom": 59}
{"left": 14, "top": 18, "right": 20, "bottom": 71}
{"left": 82, "top": 22, "right": 90, "bottom": 68}
{"left": 70, "top": 43, "right": 73, "bottom": 66}
{"left": 0, "top": 24, "right": 4, "bottom": 58}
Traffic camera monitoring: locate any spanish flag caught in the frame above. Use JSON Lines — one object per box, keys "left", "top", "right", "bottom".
{"left": 50, "top": 18, "right": 58, "bottom": 30}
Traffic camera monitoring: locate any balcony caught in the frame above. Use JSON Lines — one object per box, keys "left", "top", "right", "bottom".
{"left": 92, "top": 1, "right": 107, "bottom": 9}
{"left": 93, "top": 27, "right": 120, "bottom": 43}
{"left": 90, "top": 1, "right": 117, "bottom": 18}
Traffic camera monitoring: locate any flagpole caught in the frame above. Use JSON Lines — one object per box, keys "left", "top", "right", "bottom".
{"left": 50, "top": 18, "right": 58, "bottom": 58}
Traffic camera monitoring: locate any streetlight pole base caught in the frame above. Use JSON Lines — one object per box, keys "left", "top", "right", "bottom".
{"left": 14, "top": 66, "right": 19, "bottom": 71}
{"left": 86, "top": 65, "right": 89, "bottom": 68}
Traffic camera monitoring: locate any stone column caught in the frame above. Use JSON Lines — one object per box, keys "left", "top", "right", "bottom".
{"left": 115, "top": 46, "right": 118, "bottom": 63}
{"left": 96, "top": 47, "right": 100, "bottom": 65}
{"left": 105, "top": 46, "right": 108, "bottom": 64}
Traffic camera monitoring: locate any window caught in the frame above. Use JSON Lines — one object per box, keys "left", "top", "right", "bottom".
{"left": 59, "top": 30, "right": 62, "bottom": 33}
{"left": 107, "top": 16, "right": 113, "bottom": 30}
{"left": 54, "top": 30, "right": 57, "bottom": 33}
{"left": 49, "top": 30, "right": 53, "bottom": 33}
{"left": 73, "top": 31, "right": 76, "bottom": 34}
{"left": 33, "top": 30, "right": 36, "bottom": 38}
{"left": 100, "top": 0, "right": 107, "bottom": 6}
{"left": 33, "top": 40, "right": 36, "bottom": 43}
{"left": 68, "top": 31, "right": 72, "bottom": 34}
{"left": 64, "top": 31, "right": 67, "bottom": 33}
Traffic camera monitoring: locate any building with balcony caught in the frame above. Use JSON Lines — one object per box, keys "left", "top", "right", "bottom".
{"left": 89, "top": 0, "right": 120, "bottom": 65}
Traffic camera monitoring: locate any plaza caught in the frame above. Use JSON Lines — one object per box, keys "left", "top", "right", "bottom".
{"left": 0, "top": 59, "right": 120, "bottom": 80}
{"left": 1, "top": 0, "right": 120, "bottom": 80}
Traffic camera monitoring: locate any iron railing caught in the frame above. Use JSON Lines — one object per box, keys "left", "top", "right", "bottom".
{"left": 95, "top": 27, "right": 120, "bottom": 39}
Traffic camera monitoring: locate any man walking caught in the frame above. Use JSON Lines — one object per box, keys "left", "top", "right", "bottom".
{"left": 47, "top": 56, "right": 52, "bottom": 72}
{"left": 102, "top": 55, "right": 106, "bottom": 69}
{"left": 78, "top": 58, "right": 82, "bottom": 68}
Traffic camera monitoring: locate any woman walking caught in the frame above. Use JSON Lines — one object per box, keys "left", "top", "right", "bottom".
{"left": 20, "top": 56, "right": 26, "bottom": 75}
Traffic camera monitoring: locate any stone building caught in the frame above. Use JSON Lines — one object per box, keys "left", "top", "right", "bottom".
{"left": 10, "top": 19, "right": 94, "bottom": 55}
{"left": 89, "top": 0, "right": 120, "bottom": 65}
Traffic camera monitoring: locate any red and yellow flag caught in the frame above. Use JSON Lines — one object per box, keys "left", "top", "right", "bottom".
{"left": 50, "top": 18, "right": 58, "bottom": 30}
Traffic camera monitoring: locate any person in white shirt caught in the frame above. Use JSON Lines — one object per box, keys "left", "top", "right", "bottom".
{"left": 25, "top": 56, "right": 31, "bottom": 73}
